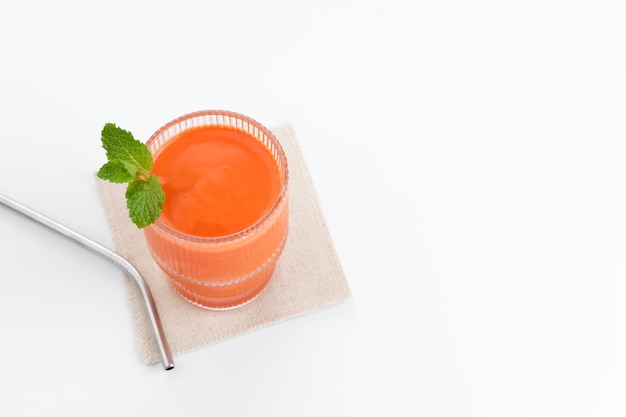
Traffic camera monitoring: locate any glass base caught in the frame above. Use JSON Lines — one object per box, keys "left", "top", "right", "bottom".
{"left": 167, "top": 262, "right": 277, "bottom": 310}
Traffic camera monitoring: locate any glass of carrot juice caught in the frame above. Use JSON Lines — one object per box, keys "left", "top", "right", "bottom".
{"left": 143, "top": 110, "right": 289, "bottom": 309}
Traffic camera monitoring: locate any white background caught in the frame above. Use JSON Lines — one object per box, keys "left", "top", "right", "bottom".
{"left": 1, "top": 1, "right": 626, "bottom": 415}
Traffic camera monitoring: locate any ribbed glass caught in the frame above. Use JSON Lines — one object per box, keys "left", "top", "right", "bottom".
{"left": 143, "top": 110, "right": 289, "bottom": 309}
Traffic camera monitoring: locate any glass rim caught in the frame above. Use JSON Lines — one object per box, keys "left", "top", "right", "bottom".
{"left": 145, "top": 109, "right": 289, "bottom": 244}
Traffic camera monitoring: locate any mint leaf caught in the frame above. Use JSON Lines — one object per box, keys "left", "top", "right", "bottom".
{"left": 101, "top": 123, "right": 153, "bottom": 173}
{"left": 98, "top": 123, "right": 165, "bottom": 228}
{"left": 126, "top": 175, "right": 165, "bottom": 228}
{"left": 97, "top": 161, "right": 135, "bottom": 183}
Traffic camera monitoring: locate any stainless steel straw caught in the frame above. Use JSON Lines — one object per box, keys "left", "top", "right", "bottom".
{"left": 0, "top": 193, "right": 175, "bottom": 371}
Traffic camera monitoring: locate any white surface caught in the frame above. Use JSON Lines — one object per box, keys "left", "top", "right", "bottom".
{"left": 1, "top": 1, "right": 625, "bottom": 415}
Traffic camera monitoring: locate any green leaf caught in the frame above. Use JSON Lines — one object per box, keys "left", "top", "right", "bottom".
{"left": 125, "top": 175, "right": 165, "bottom": 228}
{"left": 97, "top": 122, "right": 166, "bottom": 228}
{"left": 97, "top": 160, "right": 135, "bottom": 183}
{"left": 101, "top": 123, "right": 154, "bottom": 172}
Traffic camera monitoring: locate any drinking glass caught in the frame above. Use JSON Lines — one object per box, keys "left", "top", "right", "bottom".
{"left": 143, "top": 110, "right": 289, "bottom": 309}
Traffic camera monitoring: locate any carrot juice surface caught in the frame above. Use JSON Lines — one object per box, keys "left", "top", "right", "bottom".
{"left": 151, "top": 125, "right": 282, "bottom": 237}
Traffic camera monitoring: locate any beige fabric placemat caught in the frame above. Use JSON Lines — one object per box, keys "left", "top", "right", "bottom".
{"left": 96, "top": 124, "right": 351, "bottom": 365}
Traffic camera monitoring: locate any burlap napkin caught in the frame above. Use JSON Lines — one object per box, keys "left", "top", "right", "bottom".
{"left": 96, "top": 124, "right": 351, "bottom": 365}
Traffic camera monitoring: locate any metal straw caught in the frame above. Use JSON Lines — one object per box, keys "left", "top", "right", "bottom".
{"left": 0, "top": 193, "right": 174, "bottom": 371}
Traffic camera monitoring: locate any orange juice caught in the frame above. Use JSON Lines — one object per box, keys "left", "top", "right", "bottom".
{"left": 143, "top": 111, "right": 289, "bottom": 309}
{"left": 153, "top": 125, "right": 282, "bottom": 237}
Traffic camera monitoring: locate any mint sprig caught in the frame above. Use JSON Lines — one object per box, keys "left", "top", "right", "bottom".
{"left": 97, "top": 123, "right": 165, "bottom": 228}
